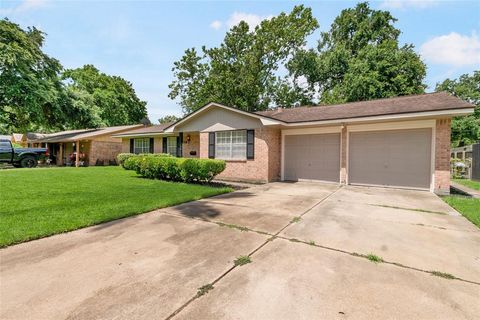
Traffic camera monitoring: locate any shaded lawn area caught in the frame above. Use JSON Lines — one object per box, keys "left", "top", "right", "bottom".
{"left": 0, "top": 166, "right": 232, "bottom": 247}
{"left": 453, "top": 179, "right": 480, "bottom": 191}
{"left": 443, "top": 196, "right": 480, "bottom": 228}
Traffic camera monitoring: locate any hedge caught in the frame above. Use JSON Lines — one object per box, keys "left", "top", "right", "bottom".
{"left": 123, "top": 154, "right": 226, "bottom": 183}
{"left": 118, "top": 153, "right": 171, "bottom": 169}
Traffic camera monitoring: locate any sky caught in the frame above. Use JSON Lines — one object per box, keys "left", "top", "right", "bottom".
{"left": 1, "top": 0, "right": 479, "bottom": 123}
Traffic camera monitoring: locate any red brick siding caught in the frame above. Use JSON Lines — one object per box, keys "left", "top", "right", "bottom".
{"left": 199, "top": 128, "right": 280, "bottom": 183}
{"left": 434, "top": 118, "right": 451, "bottom": 194}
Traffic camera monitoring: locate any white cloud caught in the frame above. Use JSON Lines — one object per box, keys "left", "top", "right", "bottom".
{"left": 0, "top": 0, "right": 49, "bottom": 15}
{"left": 420, "top": 32, "right": 480, "bottom": 66}
{"left": 227, "top": 12, "right": 273, "bottom": 29}
{"left": 380, "top": 0, "right": 438, "bottom": 10}
{"left": 210, "top": 20, "right": 222, "bottom": 30}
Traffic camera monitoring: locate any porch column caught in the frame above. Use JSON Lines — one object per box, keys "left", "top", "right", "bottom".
{"left": 75, "top": 140, "right": 80, "bottom": 167}
{"left": 59, "top": 143, "right": 64, "bottom": 166}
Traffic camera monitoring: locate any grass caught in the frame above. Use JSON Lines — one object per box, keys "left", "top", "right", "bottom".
{"left": 443, "top": 196, "right": 480, "bottom": 228}
{"left": 366, "top": 254, "right": 384, "bottom": 263}
{"left": 233, "top": 255, "right": 251, "bottom": 266}
{"left": 369, "top": 204, "right": 446, "bottom": 215}
{"left": 197, "top": 284, "right": 214, "bottom": 297}
{"left": 453, "top": 179, "right": 480, "bottom": 191}
{"left": 290, "top": 216, "right": 301, "bottom": 223}
{"left": 0, "top": 166, "right": 232, "bottom": 247}
{"left": 216, "top": 222, "right": 250, "bottom": 232}
{"left": 430, "top": 271, "right": 455, "bottom": 280}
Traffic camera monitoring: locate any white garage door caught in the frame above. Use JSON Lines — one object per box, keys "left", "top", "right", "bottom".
{"left": 284, "top": 133, "right": 340, "bottom": 182}
{"left": 349, "top": 128, "right": 432, "bottom": 189}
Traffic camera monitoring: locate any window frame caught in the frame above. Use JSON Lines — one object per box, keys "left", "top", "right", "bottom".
{"left": 215, "top": 130, "right": 247, "bottom": 160}
{"left": 167, "top": 136, "right": 177, "bottom": 156}
{"left": 133, "top": 138, "right": 150, "bottom": 154}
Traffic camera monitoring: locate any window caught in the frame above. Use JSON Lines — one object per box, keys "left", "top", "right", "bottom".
{"left": 215, "top": 130, "right": 246, "bottom": 160}
{"left": 167, "top": 137, "right": 177, "bottom": 156}
{"left": 134, "top": 138, "right": 150, "bottom": 154}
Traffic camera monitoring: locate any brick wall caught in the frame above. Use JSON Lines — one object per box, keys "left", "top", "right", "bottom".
{"left": 434, "top": 118, "right": 451, "bottom": 194}
{"left": 199, "top": 128, "right": 280, "bottom": 183}
{"left": 89, "top": 141, "right": 123, "bottom": 165}
{"left": 182, "top": 133, "right": 200, "bottom": 158}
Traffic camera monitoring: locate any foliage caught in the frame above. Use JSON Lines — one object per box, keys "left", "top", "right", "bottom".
{"left": 131, "top": 155, "right": 226, "bottom": 183}
{"left": 0, "top": 166, "right": 232, "bottom": 247}
{"left": 233, "top": 256, "right": 252, "bottom": 266}
{"left": 288, "top": 2, "right": 426, "bottom": 104}
{"left": 436, "top": 71, "right": 480, "bottom": 147}
{"left": 117, "top": 153, "right": 135, "bottom": 167}
{"left": 63, "top": 65, "right": 148, "bottom": 127}
{"left": 0, "top": 19, "right": 67, "bottom": 133}
{"left": 169, "top": 6, "right": 318, "bottom": 113}
{"left": 0, "top": 19, "right": 149, "bottom": 133}
{"left": 158, "top": 115, "right": 180, "bottom": 124}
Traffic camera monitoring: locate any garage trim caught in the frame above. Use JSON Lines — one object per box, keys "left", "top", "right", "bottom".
{"left": 281, "top": 126, "right": 342, "bottom": 182}
{"left": 346, "top": 119, "right": 436, "bottom": 192}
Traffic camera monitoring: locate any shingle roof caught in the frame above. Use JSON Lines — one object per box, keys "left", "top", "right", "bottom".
{"left": 111, "top": 122, "right": 175, "bottom": 136}
{"left": 31, "top": 125, "right": 143, "bottom": 142}
{"left": 255, "top": 92, "right": 473, "bottom": 123}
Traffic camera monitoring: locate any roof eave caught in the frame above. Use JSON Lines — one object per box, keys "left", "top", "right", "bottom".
{"left": 163, "top": 102, "right": 284, "bottom": 133}
{"left": 279, "top": 108, "right": 474, "bottom": 127}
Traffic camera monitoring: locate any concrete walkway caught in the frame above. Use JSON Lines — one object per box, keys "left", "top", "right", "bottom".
{"left": 451, "top": 180, "right": 480, "bottom": 198}
{"left": 1, "top": 183, "right": 479, "bottom": 319}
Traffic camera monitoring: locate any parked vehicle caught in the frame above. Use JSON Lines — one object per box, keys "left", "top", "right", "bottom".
{"left": 0, "top": 139, "right": 48, "bottom": 168}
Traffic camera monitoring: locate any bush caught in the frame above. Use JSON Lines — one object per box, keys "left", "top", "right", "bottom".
{"left": 125, "top": 155, "right": 226, "bottom": 183}
{"left": 117, "top": 153, "right": 135, "bottom": 167}
{"left": 121, "top": 153, "right": 172, "bottom": 170}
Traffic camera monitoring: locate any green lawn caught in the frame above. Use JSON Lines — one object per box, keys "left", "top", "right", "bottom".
{"left": 443, "top": 196, "right": 480, "bottom": 228}
{"left": 0, "top": 166, "right": 232, "bottom": 247}
{"left": 453, "top": 179, "right": 480, "bottom": 191}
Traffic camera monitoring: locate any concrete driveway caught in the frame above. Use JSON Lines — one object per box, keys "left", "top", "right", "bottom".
{"left": 1, "top": 183, "right": 479, "bottom": 319}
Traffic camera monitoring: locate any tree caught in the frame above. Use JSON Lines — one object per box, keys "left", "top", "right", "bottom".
{"left": 158, "top": 115, "right": 179, "bottom": 124}
{"left": 436, "top": 71, "right": 480, "bottom": 147}
{"left": 0, "top": 19, "right": 67, "bottom": 133}
{"left": 288, "top": 2, "right": 426, "bottom": 104}
{"left": 169, "top": 5, "right": 318, "bottom": 114}
{"left": 63, "top": 65, "right": 148, "bottom": 126}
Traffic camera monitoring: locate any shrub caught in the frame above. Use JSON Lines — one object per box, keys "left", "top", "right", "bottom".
{"left": 117, "top": 153, "right": 135, "bottom": 167}
{"left": 124, "top": 155, "right": 226, "bottom": 183}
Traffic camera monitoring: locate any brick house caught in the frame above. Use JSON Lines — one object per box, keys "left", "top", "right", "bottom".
{"left": 31, "top": 125, "right": 143, "bottom": 166}
{"left": 113, "top": 92, "right": 474, "bottom": 194}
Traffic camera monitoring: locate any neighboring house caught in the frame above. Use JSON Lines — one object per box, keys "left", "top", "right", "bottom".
{"left": 12, "top": 133, "right": 27, "bottom": 146}
{"left": 113, "top": 92, "right": 474, "bottom": 194}
{"left": 31, "top": 125, "right": 143, "bottom": 166}
{"left": 451, "top": 144, "right": 474, "bottom": 179}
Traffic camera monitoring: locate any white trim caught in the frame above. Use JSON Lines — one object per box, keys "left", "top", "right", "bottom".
{"left": 280, "top": 108, "right": 473, "bottom": 127}
{"left": 113, "top": 132, "right": 174, "bottom": 138}
{"left": 282, "top": 126, "right": 342, "bottom": 136}
{"left": 346, "top": 119, "right": 436, "bottom": 192}
{"left": 281, "top": 126, "right": 342, "bottom": 182}
{"left": 164, "top": 102, "right": 284, "bottom": 133}
{"left": 347, "top": 119, "right": 436, "bottom": 132}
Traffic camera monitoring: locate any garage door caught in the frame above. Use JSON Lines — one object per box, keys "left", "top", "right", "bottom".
{"left": 349, "top": 128, "right": 432, "bottom": 189}
{"left": 284, "top": 133, "right": 340, "bottom": 182}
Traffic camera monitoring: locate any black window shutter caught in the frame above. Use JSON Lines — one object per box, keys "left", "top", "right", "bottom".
{"left": 177, "top": 133, "right": 183, "bottom": 157}
{"left": 130, "top": 139, "right": 134, "bottom": 153}
{"left": 149, "top": 138, "right": 154, "bottom": 153}
{"left": 246, "top": 130, "right": 254, "bottom": 159}
{"left": 162, "top": 137, "right": 167, "bottom": 153}
{"left": 208, "top": 132, "right": 215, "bottom": 159}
